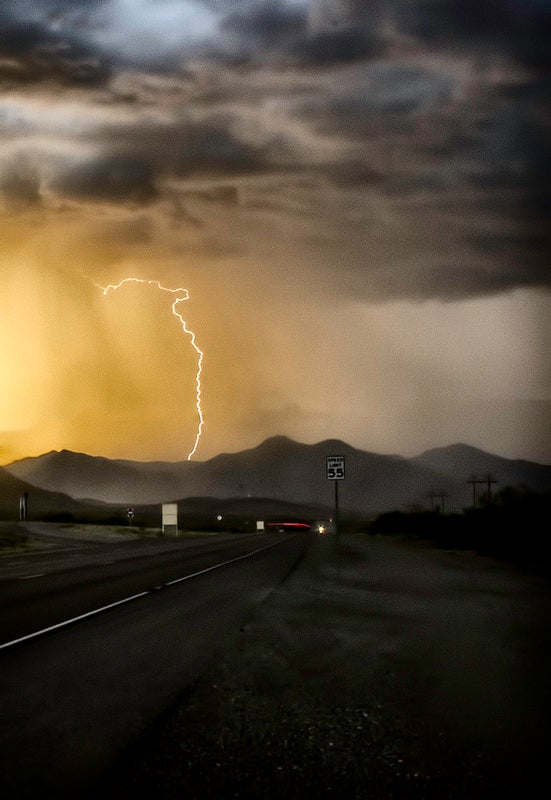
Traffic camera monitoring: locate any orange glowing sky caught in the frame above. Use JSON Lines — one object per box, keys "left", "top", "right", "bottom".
{"left": 1, "top": 2, "right": 550, "bottom": 465}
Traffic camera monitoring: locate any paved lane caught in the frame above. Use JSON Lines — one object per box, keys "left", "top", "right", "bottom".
{"left": 0, "top": 532, "right": 310, "bottom": 798}
{"left": 0, "top": 530, "right": 283, "bottom": 645}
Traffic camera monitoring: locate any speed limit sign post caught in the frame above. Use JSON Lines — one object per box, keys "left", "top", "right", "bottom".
{"left": 326, "top": 456, "right": 345, "bottom": 481}
{"left": 326, "top": 455, "right": 345, "bottom": 537}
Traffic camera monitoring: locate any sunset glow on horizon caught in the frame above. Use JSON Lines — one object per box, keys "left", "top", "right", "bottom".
{"left": 1, "top": 2, "right": 549, "bottom": 466}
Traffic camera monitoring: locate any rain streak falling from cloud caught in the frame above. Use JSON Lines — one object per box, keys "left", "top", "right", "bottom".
{"left": 0, "top": 1, "right": 549, "bottom": 464}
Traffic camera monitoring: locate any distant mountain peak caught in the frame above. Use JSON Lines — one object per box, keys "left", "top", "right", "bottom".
{"left": 4, "top": 439, "right": 549, "bottom": 511}
{"left": 257, "top": 435, "right": 299, "bottom": 448}
{"left": 417, "top": 442, "right": 497, "bottom": 459}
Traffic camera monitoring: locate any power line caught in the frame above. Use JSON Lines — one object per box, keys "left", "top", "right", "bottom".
{"left": 467, "top": 474, "right": 498, "bottom": 506}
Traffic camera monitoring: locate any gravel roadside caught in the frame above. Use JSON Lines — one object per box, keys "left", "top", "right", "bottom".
{"left": 99, "top": 533, "right": 551, "bottom": 799}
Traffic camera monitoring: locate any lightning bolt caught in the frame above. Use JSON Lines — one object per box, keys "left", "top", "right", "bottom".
{"left": 96, "top": 277, "right": 204, "bottom": 461}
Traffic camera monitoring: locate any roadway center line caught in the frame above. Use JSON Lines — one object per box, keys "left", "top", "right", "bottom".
{"left": 164, "top": 537, "right": 287, "bottom": 587}
{"left": 0, "top": 591, "right": 150, "bottom": 652}
{"left": 19, "top": 574, "right": 46, "bottom": 580}
{"left": 0, "top": 536, "right": 293, "bottom": 652}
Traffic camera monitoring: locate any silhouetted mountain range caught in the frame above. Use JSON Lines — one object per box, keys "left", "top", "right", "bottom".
{"left": 4, "top": 437, "right": 550, "bottom": 517}
{"left": 414, "top": 443, "right": 551, "bottom": 491}
{"left": 0, "top": 465, "right": 104, "bottom": 521}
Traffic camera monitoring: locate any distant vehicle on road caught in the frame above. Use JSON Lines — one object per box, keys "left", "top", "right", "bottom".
{"left": 266, "top": 522, "right": 311, "bottom": 533}
{"left": 314, "top": 521, "right": 334, "bottom": 534}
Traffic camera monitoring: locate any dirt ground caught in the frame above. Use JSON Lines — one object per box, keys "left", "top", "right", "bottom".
{"left": 100, "top": 533, "right": 551, "bottom": 799}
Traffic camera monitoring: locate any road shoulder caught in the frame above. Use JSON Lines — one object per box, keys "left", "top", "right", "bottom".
{"left": 101, "top": 533, "right": 551, "bottom": 799}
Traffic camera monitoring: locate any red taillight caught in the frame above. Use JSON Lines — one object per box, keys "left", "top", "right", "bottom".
{"left": 267, "top": 522, "right": 311, "bottom": 529}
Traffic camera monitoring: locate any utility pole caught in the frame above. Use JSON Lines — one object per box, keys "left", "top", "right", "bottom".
{"left": 484, "top": 473, "right": 498, "bottom": 505}
{"left": 326, "top": 455, "right": 345, "bottom": 535}
{"left": 334, "top": 477, "right": 340, "bottom": 532}
{"left": 467, "top": 475, "right": 479, "bottom": 507}
{"left": 428, "top": 491, "right": 449, "bottom": 513}
{"left": 467, "top": 474, "right": 497, "bottom": 507}
{"left": 326, "top": 455, "right": 345, "bottom": 574}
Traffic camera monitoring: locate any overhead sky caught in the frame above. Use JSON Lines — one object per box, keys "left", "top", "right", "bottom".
{"left": 0, "top": 0, "right": 549, "bottom": 465}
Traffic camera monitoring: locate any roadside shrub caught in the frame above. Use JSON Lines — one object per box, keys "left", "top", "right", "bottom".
{"left": 368, "top": 488, "right": 550, "bottom": 572}
{"left": 0, "top": 525, "right": 29, "bottom": 549}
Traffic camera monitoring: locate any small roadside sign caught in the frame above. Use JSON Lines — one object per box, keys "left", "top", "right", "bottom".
{"left": 162, "top": 503, "right": 178, "bottom": 534}
{"left": 326, "top": 455, "right": 345, "bottom": 480}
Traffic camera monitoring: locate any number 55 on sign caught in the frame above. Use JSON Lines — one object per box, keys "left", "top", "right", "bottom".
{"left": 326, "top": 455, "right": 345, "bottom": 480}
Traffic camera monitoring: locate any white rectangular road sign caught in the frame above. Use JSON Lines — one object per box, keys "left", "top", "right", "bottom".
{"left": 162, "top": 503, "right": 178, "bottom": 533}
{"left": 326, "top": 455, "right": 345, "bottom": 480}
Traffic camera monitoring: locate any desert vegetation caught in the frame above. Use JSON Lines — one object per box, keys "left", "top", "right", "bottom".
{"left": 0, "top": 523, "right": 29, "bottom": 550}
{"left": 368, "top": 486, "right": 550, "bottom": 573}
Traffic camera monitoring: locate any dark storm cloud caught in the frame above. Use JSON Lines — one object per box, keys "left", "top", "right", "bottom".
{"left": 467, "top": 78, "right": 550, "bottom": 237}
{"left": 415, "top": 262, "right": 543, "bottom": 300}
{"left": 161, "top": 119, "right": 273, "bottom": 176}
{"left": 216, "top": 0, "right": 550, "bottom": 71}
{"left": 2, "top": 1, "right": 550, "bottom": 74}
{"left": 220, "top": 1, "right": 308, "bottom": 45}
{"left": 111, "top": 115, "right": 274, "bottom": 178}
{"left": 1, "top": 0, "right": 549, "bottom": 302}
{"left": 0, "top": 7, "right": 111, "bottom": 87}
{"left": 217, "top": 0, "right": 385, "bottom": 65}
{"left": 296, "top": 63, "right": 454, "bottom": 138}
{"left": 396, "top": 0, "right": 551, "bottom": 69}
{"left": 51, "top": 154, "right": 156, "bottom": 203}
{"left": 469, "top": 230, "right": 550, "bottom": 269}
{"left": 292, "top": 26, "right": 381, "bottom": 65}
{"left": 323, "top": 159, "right": 384, "bottom": 188}
{"left": 36, "top": 113, "right": 277, "bottom": 207}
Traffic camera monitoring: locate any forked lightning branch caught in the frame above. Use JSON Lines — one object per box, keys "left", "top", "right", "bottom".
{"left": 96, "top": 278, "right": 204, "bottom": 460}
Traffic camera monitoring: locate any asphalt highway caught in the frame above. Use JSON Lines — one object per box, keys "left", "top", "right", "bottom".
{"left": 0, "top": 527, "right": 310, "bottom": 798}
{"left": 0, "top": 526, "right": 295, "bottom": 647}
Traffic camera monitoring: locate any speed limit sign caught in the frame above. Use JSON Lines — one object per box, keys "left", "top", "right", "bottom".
{"left": 326, "top": 455, "right": 345, "bottom": 480}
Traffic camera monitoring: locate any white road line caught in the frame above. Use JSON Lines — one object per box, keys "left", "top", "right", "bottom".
{"left": 0, "top": 536, "right": 291, "bottom": 652}
{"left": 0, "top": 592, "right": 149, "bottom": 651}
{"left": 164, "top": 538, "right": 285, "bottom": 586}
{"left": 19, "top": 574, "right": 46, "bottom": 580}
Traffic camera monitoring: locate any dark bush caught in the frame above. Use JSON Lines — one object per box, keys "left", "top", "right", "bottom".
{"left": 369, "top": 487, "right": 550, "bottom": 572}
{"left": 42, "top": 511, "right": 76, "bottom": 523}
